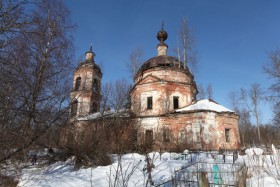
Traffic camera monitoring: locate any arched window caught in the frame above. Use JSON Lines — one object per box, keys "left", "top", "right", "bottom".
{"left": 74, "top": 77, "right": 81, "bottom": 91}
{"left": 93, "top": 79, "right": 98, "bottom": 92}
{"left": 92, "top": 103, "right": 98, "bottom": 113}
{"left": 71, "top": 100, "right": 78, "bottom": 116}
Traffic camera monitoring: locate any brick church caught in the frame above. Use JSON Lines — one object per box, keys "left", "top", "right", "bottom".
{"left": 69, "top": 25, "right": 240, "bottom": 151}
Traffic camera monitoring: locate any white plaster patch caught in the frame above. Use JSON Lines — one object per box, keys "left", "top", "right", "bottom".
{"left": 203, "top": 124, "right": 210, "bottom": 143}
{"left": 140, "top": 91, "right": 158, "bottom": 111}
{"left": 140, "top": 117, "right": 160, "bottom": 129}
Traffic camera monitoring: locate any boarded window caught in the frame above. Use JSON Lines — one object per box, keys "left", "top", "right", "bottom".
{"left": 71, "top": 100, "right": 78, "bottom": 116}
{"left": 225, "top": 128, "right": 230, "bottom": 142}
{"left": 145, "top": 130, "right": 153, "bottom": 145}
{"left": 147, "top": 97, "right": 153, "bottom": 110}
{"left": 173, "top": 96, "right": 179, "bottom": 109}
{"left": 75, "top": 77, "right": 81, "bottom": 91}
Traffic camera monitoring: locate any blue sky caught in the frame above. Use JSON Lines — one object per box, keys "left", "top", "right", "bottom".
{"left": 66, "top": 0, "right": 280, "bottom": 123}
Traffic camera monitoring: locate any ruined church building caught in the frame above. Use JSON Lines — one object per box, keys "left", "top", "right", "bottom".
{"left": 69, "top": 25, "right": 240, "bottom": 151}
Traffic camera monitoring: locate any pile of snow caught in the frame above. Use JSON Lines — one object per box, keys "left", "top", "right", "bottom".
{"left": 176, "top": 99, "right": 233, "bottom": 113}
{"left": 245, "top": 148, "right": 264, "bottom": 156}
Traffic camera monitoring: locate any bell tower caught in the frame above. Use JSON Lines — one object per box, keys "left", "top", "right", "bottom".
{"left": 70, "top": 46, "right": 102, "bottom": 118}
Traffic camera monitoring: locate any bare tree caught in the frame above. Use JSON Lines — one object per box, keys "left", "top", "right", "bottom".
{"left": 197, "top": 84, "right": 206, "bottom": 100}
{"left": 0, "top": 0, "right": 75, "bottom": 164}
{"left": 228, "top": 91, "right": 239, "bottom": 113}
{"left": 0, "top": 0, "right": 30, "bottom": 49}
{"left": 229, "top": 86, "right": 280, "bottom": 146}
{"left": 126, "top": 48, "right": 143, "bottom": 80}
{"left": 100, "top": 82, "right": 113, "bottom": 115}
{"left": 100, "top": 78, "right": 131, "bottom": 115}
{"left": 239, "top": 108, "right": 252, "bottom": 145}
{"left": 239, "top": 83, "right": 263, "bottom": 144}
{"left": 0, "top": 0, "right": 31, "bottom": 133}
{"left": 206, "top": 84, "right": 214, "bottom": 100}
{"left": 177, "top": 18, "right": 197, "bottom": 74}
{"left": 197, "top": 84, "right": 213, "bottom": 100}
{"left": 227, "top": 90, "right": 251, "bottom": 145}
{"left": 106, "top": 154, "right": 141, "bottom": 187}
{"left": 249, "top": 84, "right": 263, "bottom": 143}
{"left": 111, "top": 78, "right": 131, "bottom": 112}
{"left": 264, "top": 48, "right": 280, "bottom": 126}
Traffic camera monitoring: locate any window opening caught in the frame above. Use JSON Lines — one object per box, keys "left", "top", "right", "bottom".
{"left": 173, "top": 96, "right": 179, "bottom": 109}
{"left": 163, "top": 128, "right": 170, "bottom": 142}
{"left": 92, "top": 103, "right": 98, "bottom": 113}
{"left": 71, "top": 100, "right": 78, "bottom": 116}
{"left": 147, "top": 97, "right": 153, "bottom": 110}
{"left": 75, "top": 77, "right": 81, "bottom": 91}
{"left": 93, "top": 79, "right": 98, "bottom": 92}
{"left": 225, "top": 128, "right": 230, "bottom": 142}
{"left": 145, "top": 130, "right": 153, "bottom": 146}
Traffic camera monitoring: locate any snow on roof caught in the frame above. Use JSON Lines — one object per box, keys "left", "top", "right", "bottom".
{"left": 176, "top": 99, "right": 233, "bottom": 113}
{"left": 78, "top": 110, "right": 131, "bottom": 121}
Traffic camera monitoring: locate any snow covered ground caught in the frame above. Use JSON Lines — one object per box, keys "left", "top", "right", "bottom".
{"left": 242, "top": 148, "right": 280, "bottom": 187}
{"left": 17, "top": 148, "right": 280, "bottom": 187}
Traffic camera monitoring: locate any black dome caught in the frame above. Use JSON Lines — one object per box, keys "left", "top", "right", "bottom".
{"left": 157, "top": 29, "right": 168, "bottom": 42}
{"left": 136, "top": 56, "right": 191, "bottom": 75}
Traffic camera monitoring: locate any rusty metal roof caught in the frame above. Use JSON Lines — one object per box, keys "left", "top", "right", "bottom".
{"left": 77, "top": 60, "right": 102, "bottom": 75}
{"left": 136, "top": 55, "right": 191, "bottom": 76}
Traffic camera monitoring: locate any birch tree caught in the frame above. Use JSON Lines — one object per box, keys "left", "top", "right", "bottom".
{"left": 206, "top": 84, "right": 214, "bottom": 100}
{"left": 197, "top": 84, "right": 214, "bottom": 100}
{"left": 126, "top": 48, "right": 143, "bottom": 80}
{"left": 240, "top": 83, "right": 263, "bottom": 144}
{"left": 264, "top": 48, "right": 280, "bottom": 126}
{"left": 228, "top": 91, "right": 252, "bottom": 145}
{"left": 0, "top": 0, "right": 75, "bottom": 164}
{"left": 177, "top": 18, "right": 197, "bottom": 75}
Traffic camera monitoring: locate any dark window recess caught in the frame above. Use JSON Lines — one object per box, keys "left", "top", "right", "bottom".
{"left": 173, "top": 96, "right": 179, "bottom": 109}
{"left": 71, "top": 100, "right": 78, "bottom": 116}
{"left": 225, "top": 129, "right": 230, "bottom": 142}
{"left": 74, "top": 77, "right": 81, "bottom": 91}
{"left": 147, "top": 97, "right": 153, "bottom": 110}
{"left": 93, "top": 79, "right": 98, "bottom": 92}
{"left": 145, "top": 130, "right": 153, "bottom": 146}
{"left": 163, "top": 128, "right": 170, "bottom": 142}
{"left": 66, "top": 132, "right": 74, "bottom": 147}
{"left": 92, "top": 103, "right": 98, "bottom": 113}
{"left": 130, "top": 129, "right": 138, "bottom": 143}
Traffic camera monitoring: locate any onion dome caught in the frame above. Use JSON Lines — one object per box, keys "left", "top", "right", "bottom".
{"left": 157, "top": 21, "right": 168, "bottom": 43}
